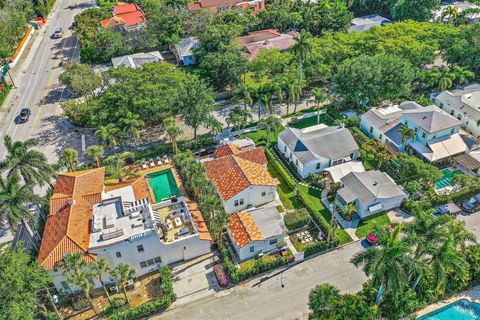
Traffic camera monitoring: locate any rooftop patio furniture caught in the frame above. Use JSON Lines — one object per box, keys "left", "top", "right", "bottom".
{"left": 149, "top": 159, "right": 155, "bottom": 167}
{"left": 163, "top": 155, "right": 170, "bottom": 163}
{"left": 177, "top": 226, "right": 190, "bottom": 236}
{"left": 174, "top": 217, "right": 182, "bottom": 227}
{"left": 141, "top": 160, "right": 147, "bottom": 169}
{"left": 155, "top": 156, "right": 162, "bottom": 166}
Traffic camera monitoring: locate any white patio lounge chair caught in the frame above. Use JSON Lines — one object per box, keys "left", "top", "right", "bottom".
{"left": 149, "top": 159, "right": 155, "bottom": 167}
{"left": 163, "top": 155, "right": 170, "bottom": 164}
{"left": 156, "top": 156, "right": 163, "bottom": 166}
{"left": 141, "top": 161, "right": 147, "bottom": 170}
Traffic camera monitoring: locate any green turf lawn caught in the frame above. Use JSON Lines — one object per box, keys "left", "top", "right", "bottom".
{"left": 289, "top": 114, "right": 335, "bottom": 129}
{"left": 355, "top": 212, "right": 391, "bottom": 238}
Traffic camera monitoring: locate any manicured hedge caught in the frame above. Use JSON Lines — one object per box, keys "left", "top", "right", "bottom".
{"left": 106, "top": 266, "right": 174, "bottom": 320}
{"left": 304, "top": 241, "right": 333, "bottom": 258}
{"left": 225, "top": 255, "right": 288, "bottom": 284}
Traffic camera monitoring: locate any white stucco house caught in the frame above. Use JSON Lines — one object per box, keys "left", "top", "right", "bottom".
{"left": 227, "top": 207, "right": 286, "bottom": 262}
{"left": 111, "top": 51, "right": 163, "bottom": 68}
{"left": 336, "top": 170, "right": 407, "bottom": 219}
{"left": 348, "top": 14, "right": 392, "bottom": 32}
{"left": 277, "top": 124, "right": 359, "bottom": 179}
{"left": 432, "top": 1, "right": 480, "bottom": 23}
{"left": 203, "top": 144, "right": 279, "bottom": 214}
{"left": 433, "top": 83, "right": 480, "bottom": 138}
{"left": 38, "top": 167, "right": 212, "bottom": 292}
{"left": 360, "top": 101, "right": 468, "bottom": 163}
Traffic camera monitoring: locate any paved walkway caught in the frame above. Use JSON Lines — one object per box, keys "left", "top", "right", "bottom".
{"left": 153, "top": 241, "right": 367, "bottom": 320}
{"left": 320, "top": 187, "right": 360, "bottom": 241}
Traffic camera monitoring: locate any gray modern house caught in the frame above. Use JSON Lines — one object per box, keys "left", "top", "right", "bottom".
{"left": 277, "top": 124, "right": 359, "bottom": 179}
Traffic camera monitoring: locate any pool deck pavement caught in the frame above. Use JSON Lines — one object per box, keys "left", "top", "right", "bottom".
{"left": 414, "top": 285, "right": 480, "bottom": 318}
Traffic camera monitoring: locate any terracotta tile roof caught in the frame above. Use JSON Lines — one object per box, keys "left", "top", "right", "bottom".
{"left": 238, "top": 29, "right": 281, "bottom": 45}
{"left": 229, "top": 211, "right": 264, "bottom": 248}
{"left": 187, "top": 0, "right": 241, "bottom": 10}
{"left": 101, "top": 16, "right": 126, "bottom": 29}
{"left": 113, "top": 3, "right": 141, "bottom": 14}
{"left": 214, "top": 144, "right": 242, "bottom": 158}
{"left": 186, "top": 199, "right": 213, "bottom": 241}
{"left": 203, "top": 147, "right": 278, "bottom": 201}
{"left": 105, "top": 176, "right": 154, "bottom": 203}
{"left": 38, "top": 168, "right": 105, "bottom": 270}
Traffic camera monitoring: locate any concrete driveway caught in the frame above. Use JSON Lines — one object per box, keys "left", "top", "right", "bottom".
{"left": 171, "top": 253, "right": 222, "bottom": 306}
{"left": 458, "top": 211, "right": 480, "bottom": 241}
{"left": 154, "top": 241, "right": 367, "bottom": 320}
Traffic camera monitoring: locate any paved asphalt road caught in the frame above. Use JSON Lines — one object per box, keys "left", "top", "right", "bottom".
{"left": 154, "top": 241, "right": 368, "bottom": 320}
{"left": 0, "top": 0, "right": 94, "bottom": 163}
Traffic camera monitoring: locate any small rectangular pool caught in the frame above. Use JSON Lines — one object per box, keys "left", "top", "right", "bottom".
{"left": 146, "top": 169, "right": 181, "bottom": 203}
{"left": 435, "top": 169, "right": 462, "bottom": 190}
{"left": 418, "top": 299, "right": 480, "bottom": 319}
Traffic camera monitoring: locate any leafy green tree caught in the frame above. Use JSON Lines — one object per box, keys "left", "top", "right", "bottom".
{"left": 198, "top": 193, "right": 222, "bottom": 220}
{"left": 95, "top": 124, "right": 121, "bottom": 152}
{"left": 334, "top": 54, "right": 415, "bottom": 108}
{"left": 291, "top": 29, "right": 313, "bottom": 85}
{"left": 351, "top": 225, "right": 416, "bottom": 304}
{"left": 0, "top": 247, "right": 50, "bottom": 320}
{"left": 302, "top": 0, "right": 353, "bottom": 35}
{"left": 84, "top": 145, "right": 104, "bottom": 168}
{"left": 249, "top": 49, "right": 295, "bottom": 81}
{"left": 140, "top": 1, "right": 184, "bottom": 48}
{"left": 105, "top": 157, "right": 137, "bottom": 182}
{"left": 60, "top": 148, "right": 78, "bottom": 172}
{"left": 398, "top": 125, "right": 415, "bottom": 148}
{"left": 445, "top": 23, "right": 480, "bottom": 75}
{"left": 109, "top": 263, "right": 136, "bottom": 305}
{"left": 59, "top": 63, "right": 101, "bottom": 105}
{"left": 440, "top": 5, "right": 460, "bottom": 22}
{"left": 165, "top": 117, "right": 182, "bottom": 154}
{"left": 211, "top": 211, "right": 230, "bottom": 246}
{"left": 308, "top": 283, "right": 340, "bottom": 317}
{"left": 392, "top": 0, "right": 441, "bottom": 21}
{"left": 0, "top": 173, "right": 43, "bottom": 232}
{"left": 256, "top": 0, "right": 303, "bottom": 31}
{"left": 197, "top": 23, "right": 243, "bottom": 56}
{"left": 0, "top": 135, "right": 54, "bottom": 186}
{"left": 199, "top": 48, "right": 248, "bottom": 91}
{"left": 174, "top": 75, "right": 215, "bottom": 139}
{"left": 91, "top": 257, "right": 112, "bottom": 304}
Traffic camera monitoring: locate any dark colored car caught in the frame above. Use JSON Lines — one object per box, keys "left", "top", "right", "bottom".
{"left": 366, "top": 232, "right": 379, "bottom": 245}
{"left": 17, "top": 108, "right": 31, "bottom": 123}
{"left": 462, "top": 194, "right": 480, "bottom": 212}
{"left": 433, "top": 205, "right": 450, "bottom": 217}
{"left": 52, "top": 28, "right": 63, "bottom": 39}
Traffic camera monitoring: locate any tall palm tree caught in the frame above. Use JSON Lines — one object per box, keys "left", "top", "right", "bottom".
{"left": 226, "top": 107, "right": 253, "bottom": 131}
{"left": 91, "top": 257, "right": 112, "bottom": 304}
{"left": 308, "top": 283, "right": 340, "bottom": 317}
{"left": 67, "top": 270, "right": 99, "bottom": 315}
{"left": 397, "top": 125, "right": 415, "bottom": 149}
{"left": 447, "top": 219, "right": 476, "bottom": 250}
{"left": 441, "top": 5, "right": 460, "bottom": 22}
{"left": 60, "top": 148, "right": 78, "bottom": 172}
{"left": 291, "top": 30, "right": 312, "bottom": 85}
{"left": 0, "top": 173, "right": 43, "bottom": 233}
{"left": 0, "top": 135, "right": 54, "bottom": 186}
{"left": 258, "top": 85, "right": 274, "bottom": 116}
{"left": 453, "top": 66, "right": 475, "bottom": 85}
{"left": 280, "top": 77, "right": 298, "bottom": 116}
{"left": 106, "top": 157, "right": 137, "bottom": 182}
{"left": 212, "top": 211, "right": 230, "bottom": 247}
{"left": 343, "top": 202, "right": 356, "bottom": 219}
{"left": 199, "top": 193, "right": 221, "bottom": 220}
{"left": 351, "top": 225, "right": 415, "bottom": 305}
{"left": 95, "top": 123, "right": 120, "bottom": 152}
{"left": 258, "top": 115, "right": 282, "bottom": 146}
{"left": 437, "top": 68, "right": 456, "bottom": 91}
{"left": 234, "top": 84, "right": 253, "bottom": 111}
{"left": 58, "top": 252, "right": 87, "bottom": 277}
{"left": 110, "top": 263, "right": 136, "bottom": 305}
{"left": 120, "top": 112, "right": 144, "bottom": 145}
{"left": 429, "top": 237, "right": 469, "bottom": 292}
{"left": 165, "top": 117, "right": 182, "bottom": 154}
{"left": 84, "top": 145, "right": 104, "bottom": 168}
{"left": 292, "top": 84, "right": 303, "bottom": 114}
{"left": 312, "top": 87, "right": 328, "bottom": 124}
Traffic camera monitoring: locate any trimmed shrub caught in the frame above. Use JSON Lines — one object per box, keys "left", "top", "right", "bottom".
{"left": 304, "top": 241, "right": 335, "bottom": 258}
{"left": 284, "top": 208, "right": 311, "bottom": 231}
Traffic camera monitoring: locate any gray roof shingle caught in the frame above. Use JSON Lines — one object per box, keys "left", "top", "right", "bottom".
{"left": 278, "top": 125, "right": 359, "bottom": 165}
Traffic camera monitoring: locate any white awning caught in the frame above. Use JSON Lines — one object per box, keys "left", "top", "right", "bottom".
{"left": 369, "top": 203, "right": 383, "bottom": 213}
{"left": 324, "top": 161, "right": 366, "bottom": 183}
{"left": 409, "top": 133, "right": 468, "bottom": 162}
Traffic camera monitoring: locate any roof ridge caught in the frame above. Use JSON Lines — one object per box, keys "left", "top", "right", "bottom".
{"left": 232, "top": 155, "right": 252, "bottom": 184}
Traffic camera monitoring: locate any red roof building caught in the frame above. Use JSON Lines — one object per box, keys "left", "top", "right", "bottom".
{"left": 101, "top": 3, "right": 146, "bottom": 30}
{"left": 239, "top": 29, "right": 299, "bottom": 60}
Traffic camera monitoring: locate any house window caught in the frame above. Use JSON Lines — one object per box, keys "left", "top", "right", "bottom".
{"left": 295, "top": 159, "right": 298, "bottom": 166}
{"left": 137, "top": 245, "right": 144, "bottom": 253}
{"left": 369, "top": 126, "right": 373, "bottom": 133}
{"left": 234, "top": 199, "right": 244, "bottom": 207}
{"left": 147, "top": 259, "right": 155, "bottom": 265}
{"left": 239, "top": 198, "right": 244, "bottom": 205}
{"left": 350, "top": 153, "right": 355, "bottom": 159}
{"left": 61, "top": 281, "right": 69, "bottom": 290}
{"left": 234, "top": 200, "right": 239, "bottom": 206}
{"left": 249, "top": 246, "right": 255, "bottom": 253}
{"left": 140, "top": 261, "right": 148, "bottom": 268}
{"left": 289, "top": 153, "right": 292, "bottom": 160}
{"left": 414, "top": 127, "right": 418, "bottom": 133}
{"left": 284, "top": 146, "right": 287, "bottom": 152}
{"left": 432, "top": 135, "right": 436, "bottom": 139}
{"left": 378, "top": 134, "right": 382, "bottom": 140}
{"left": 458, "top": 115, "right": 462, "bottom": 120}
{"left": 154, "top": 257, "right": 162, "bottom": 263}
{"left": 116, "top": 252, "right": 122, "bottom": 258}
{"left": 451, "top": 128, "right": 455, "bottom": 134}
{"left": 439, "top": 103, "right": 443, "bottom": 109}
{"left": 451, "top": 110, "right": 455, "bottom": 116}
{"left": 269, "top": 238, "right": 277, "bottom": 245}
{"left": 422, "top": 133, "right": 426, "bottom": 139}
{"left": 261, "top": 191, "right": 266, "bottom": 197}
{"left": 315, "top": 163, "right": 321, "bottom": 170}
